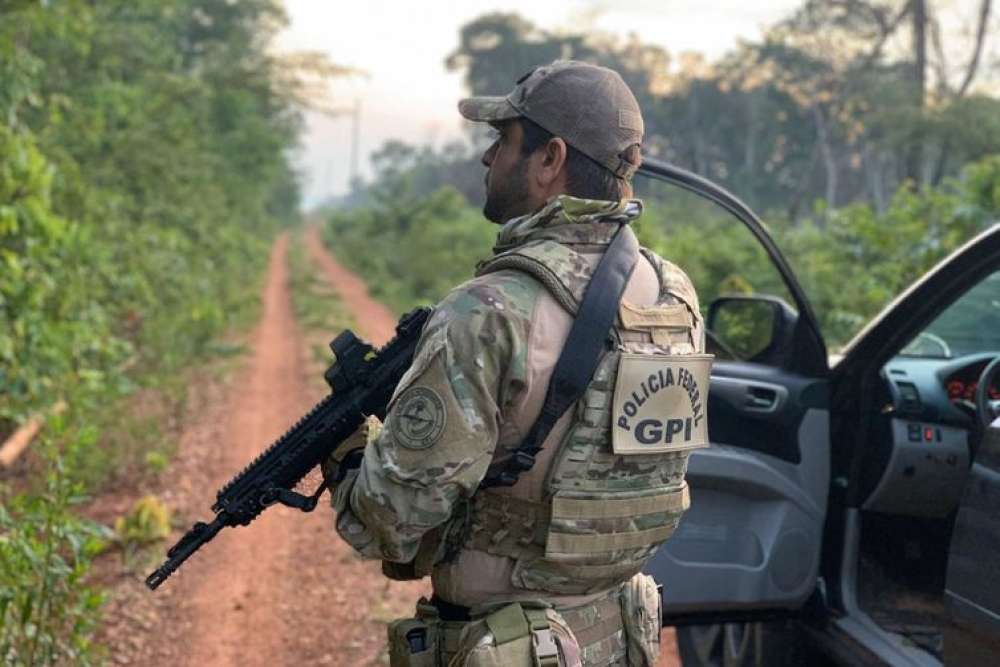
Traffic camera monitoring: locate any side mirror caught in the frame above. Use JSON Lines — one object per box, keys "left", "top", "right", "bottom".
{"left": 707, "top": 295, "right": 798, "bottom": 365}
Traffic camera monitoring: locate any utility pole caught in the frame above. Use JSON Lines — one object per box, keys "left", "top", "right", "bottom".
{"left": 325, "top": 98, "right": 363, "bottom": 193}
{"left": 349, "top": 99, "right": 361, "bottom": 185}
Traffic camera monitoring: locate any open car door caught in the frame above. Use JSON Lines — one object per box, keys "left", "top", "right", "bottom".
{"left": 827, "top": 225, "right": 1000, "bottom": 666}
{"left": 915, "top": 230, "right": 1000, "bottom": 667}
{"left": 648, "top": 338, "right": 830, "bottom": 621}
{"left": 635, "top": 159, "right": 831, "bottom": 622}
{"left": 946, "top": 404, "right": 1000, "bottom": 666}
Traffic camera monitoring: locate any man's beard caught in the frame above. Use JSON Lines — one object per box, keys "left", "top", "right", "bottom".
{"left": 483, "top": 161, "right": 531, "bottom": 224}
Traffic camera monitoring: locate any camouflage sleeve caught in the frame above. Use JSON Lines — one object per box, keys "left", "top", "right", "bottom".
{"left": 332, "top": 272, "right": 536, "bottom": 563}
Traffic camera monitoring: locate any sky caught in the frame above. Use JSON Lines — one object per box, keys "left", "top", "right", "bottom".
{"left": 275, "top": 0, "right": 806, "bottom": 205}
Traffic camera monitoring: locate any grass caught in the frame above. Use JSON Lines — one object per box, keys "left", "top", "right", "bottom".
{"left": 0, "top": 240, "right": 269, "bottom": 666}
{"left": 74, "top": 275, "right": 264, "bottom": 495}
{"left": 287, "top": 229, "right": 356, "bottom": 378}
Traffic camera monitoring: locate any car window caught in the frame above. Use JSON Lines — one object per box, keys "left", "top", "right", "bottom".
{"left": 901, "top": 270, "right": 1000, "bottom": 359}
{"left": 633, "top": 178, "right": 795, "bottom": 365}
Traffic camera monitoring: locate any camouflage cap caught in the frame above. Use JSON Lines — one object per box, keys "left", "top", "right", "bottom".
{"left": 458, "top": 60, "right": 644, "bottom": 179}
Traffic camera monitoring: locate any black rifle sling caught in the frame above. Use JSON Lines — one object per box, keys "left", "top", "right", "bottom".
{"left": 481, "top": 224, "right": 638, "bottom": 488}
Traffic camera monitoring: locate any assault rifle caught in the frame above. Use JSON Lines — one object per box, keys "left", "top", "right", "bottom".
{"left": 145, "top": 307, "right": 432, "bottom": 590}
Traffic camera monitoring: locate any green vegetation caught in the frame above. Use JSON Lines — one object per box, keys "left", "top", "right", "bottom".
{"left": 326, "top": 154, "right": 1000, "bottom": 351}
{"left": 631, "top": 156, "right": 1000, "bottom": 347}
{"left": 0, "top": 435, "right": 110, "bottom": 667}
{"left": 287, "top": 231, "right": 356, "bottom": 374}
{"left": 1, "top": 1, "right": 320, "bottom": 662}
{"left": 775, "top": 157, "right": 1000, "bottom": 345}
{"left": 441, "top": 6, "right": 1000, "bottom": 215}
{"left": 112, "top": 495, "right": 173, "bottom": 568}
{"left": 288, "top": 232, "right": 355, "bottom": 335}
{"left": 324, "top": 169, "right": 495, "bottom": 314}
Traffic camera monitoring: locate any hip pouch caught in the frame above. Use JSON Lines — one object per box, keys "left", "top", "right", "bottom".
{"left": 620, "top": 573, "right": 662, "bottom": 667}
{"left": 388, "top": 599, "right": 442, "bottom": 667}
{"left": 451, "top": 601, "right": 582, "bottom": 667}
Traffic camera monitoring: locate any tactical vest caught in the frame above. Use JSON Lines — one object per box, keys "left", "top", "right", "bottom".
{"left": 465, "top": 231, "right": 711, "bottom": 595}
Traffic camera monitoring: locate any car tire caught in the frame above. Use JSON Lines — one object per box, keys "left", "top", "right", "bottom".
{"left": 676, "top": 621, "right": 820, "bottom": 667}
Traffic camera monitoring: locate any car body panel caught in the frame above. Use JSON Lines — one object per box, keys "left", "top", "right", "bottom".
{"left": 944, "top": 420, "right": 1000, "bottom": 665}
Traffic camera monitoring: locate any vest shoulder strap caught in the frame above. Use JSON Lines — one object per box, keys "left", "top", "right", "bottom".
{"left": 477, "top": 241, "right": 580, "bottom": 315}
{"left": 481, "top": 226, "right": 638, "bottom": 488}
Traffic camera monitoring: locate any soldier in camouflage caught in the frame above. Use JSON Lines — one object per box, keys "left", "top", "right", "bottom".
{"left": 324, "top": 61, "right": 709, "bottom": 667}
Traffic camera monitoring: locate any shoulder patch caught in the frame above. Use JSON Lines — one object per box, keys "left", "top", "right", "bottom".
{"left": 392, "top": 386, "right": 447, "bottom": 450}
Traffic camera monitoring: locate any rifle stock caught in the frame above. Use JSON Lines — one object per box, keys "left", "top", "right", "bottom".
{"left": 146, "top": 307, "right": 432, "bottom": 590}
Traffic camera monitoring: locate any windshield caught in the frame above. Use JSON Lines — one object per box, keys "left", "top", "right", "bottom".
{"left": 900, "top": 270, "right": 1000, "bottom": 359}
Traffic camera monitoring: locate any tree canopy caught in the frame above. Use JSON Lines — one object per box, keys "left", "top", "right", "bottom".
{"left": 410, "top": 5, "right": 1000, "bottom": 217}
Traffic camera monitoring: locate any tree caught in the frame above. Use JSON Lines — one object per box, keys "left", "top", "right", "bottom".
{"left": 777, "top": 0, "right": 997, "bottom": 191}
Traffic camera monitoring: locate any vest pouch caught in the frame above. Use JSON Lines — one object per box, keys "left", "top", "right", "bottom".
{"left": 388, "top": 598, "right": 441, "bottom": 667}
{"left": 512, "top": 485, "right": 689, "bottom": 594}
{"left": 451, "top": 602, "right": 580, "bottom": 667}
{"left": 620, "top": 573, "right": 662, "bottom": 667}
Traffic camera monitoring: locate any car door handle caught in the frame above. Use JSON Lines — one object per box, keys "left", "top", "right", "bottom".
{"left": 711, "top": 377, "right": 788, "bottom": 414}
{"left": 745, "top": 386, "right": 779, "bottom": 411}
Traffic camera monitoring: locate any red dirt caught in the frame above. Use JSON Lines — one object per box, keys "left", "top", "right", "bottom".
{"left": 97, "top": 229, "right": 679, "bottom": 666}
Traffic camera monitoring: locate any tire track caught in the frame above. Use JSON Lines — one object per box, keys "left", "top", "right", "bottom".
{"left": 168, "top": 232, "right": 315, "bottom": 666}
{"left": 304, "top": 225, "right": 397, "bottom": 345}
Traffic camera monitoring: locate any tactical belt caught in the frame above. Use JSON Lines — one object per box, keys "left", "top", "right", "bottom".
{"left": 481, "top": 224, "right": 638, "bottom": 488}
{"left": 430, "top": 590, "right": 627, "bottom": 665}
{"left": 429, "top": 594, "right": 472, "bottom": 622}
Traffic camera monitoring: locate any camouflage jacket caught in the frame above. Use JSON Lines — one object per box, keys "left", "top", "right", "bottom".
{"left": 333, "top": 195, "right": 700, "bottom": 607}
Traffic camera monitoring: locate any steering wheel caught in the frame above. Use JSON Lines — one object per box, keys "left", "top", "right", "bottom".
{"left": 974, "top": 356, "right": 1000, "bottom": 431}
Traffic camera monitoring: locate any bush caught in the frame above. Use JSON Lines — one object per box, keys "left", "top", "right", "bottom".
{"left": 1, "top": 1, "right": 307, "bottom": 660}
{"left": 0, "top": 437, "right": 110, "bottom": 666}
{"left": 113, "top": 495, "right": 172, "bottom": 568}
{"left": 0, "top": 127, "right": 128, "bottom": 425}
{"left": 325, "top": 181, "right": 495, "bottom": 313}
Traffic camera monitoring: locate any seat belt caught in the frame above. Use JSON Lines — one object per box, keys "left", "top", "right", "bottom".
{"left": 481, "top": 224, "right": 638, "bottom": 488}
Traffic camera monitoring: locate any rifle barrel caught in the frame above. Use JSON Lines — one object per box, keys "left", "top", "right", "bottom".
{"left": 145, "top": 515, "right": 226, "bottom": 590}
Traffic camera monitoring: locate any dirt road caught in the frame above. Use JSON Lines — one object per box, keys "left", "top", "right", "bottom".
{"left": 305, "top": 226, "right": 398, "bottom": 344}
{"left": 100, "top": 230, "right": 678, "bottom": 665}
{"left": 100, "top": 233, "right": 424, "bottom": 665}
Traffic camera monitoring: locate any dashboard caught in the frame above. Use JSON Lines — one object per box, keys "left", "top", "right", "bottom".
{"left": 944, "top": 357, "right": 1000, "bottom": 403}
{"left": 884, "top": 352, "right": 1000, "bottom": 425}
{"left": 859, "top": 353, "right": 998, "bottom": 519}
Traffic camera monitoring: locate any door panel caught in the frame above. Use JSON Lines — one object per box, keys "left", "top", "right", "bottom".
{"left": 648, "top": 365, "right": 829, "bottom": 617}
{"left": 944, "top": 424, "right": 1000, "bottom": 665}
{"left": 634, "top": 160, "right": 832, "bottom": 623}
{"left": 707, "top": 363, "right": 826, "bottom": 464}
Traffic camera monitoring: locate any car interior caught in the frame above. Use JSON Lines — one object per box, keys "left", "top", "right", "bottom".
{"left": 849, "top": 270, "right": 1000, "bottom": 660}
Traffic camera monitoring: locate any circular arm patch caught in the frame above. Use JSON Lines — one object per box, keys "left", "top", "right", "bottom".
{"left": 392, "top": 387, "right": 447, "bottom": 450}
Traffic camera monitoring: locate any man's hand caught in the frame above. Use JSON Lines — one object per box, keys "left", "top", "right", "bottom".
{"left": 321, "top": 415, "right": 382, "bottom": 484}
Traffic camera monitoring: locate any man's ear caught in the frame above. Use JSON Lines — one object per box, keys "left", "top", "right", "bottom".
{"left": 533, "top": 137, "right": 568, "bottom": 191}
